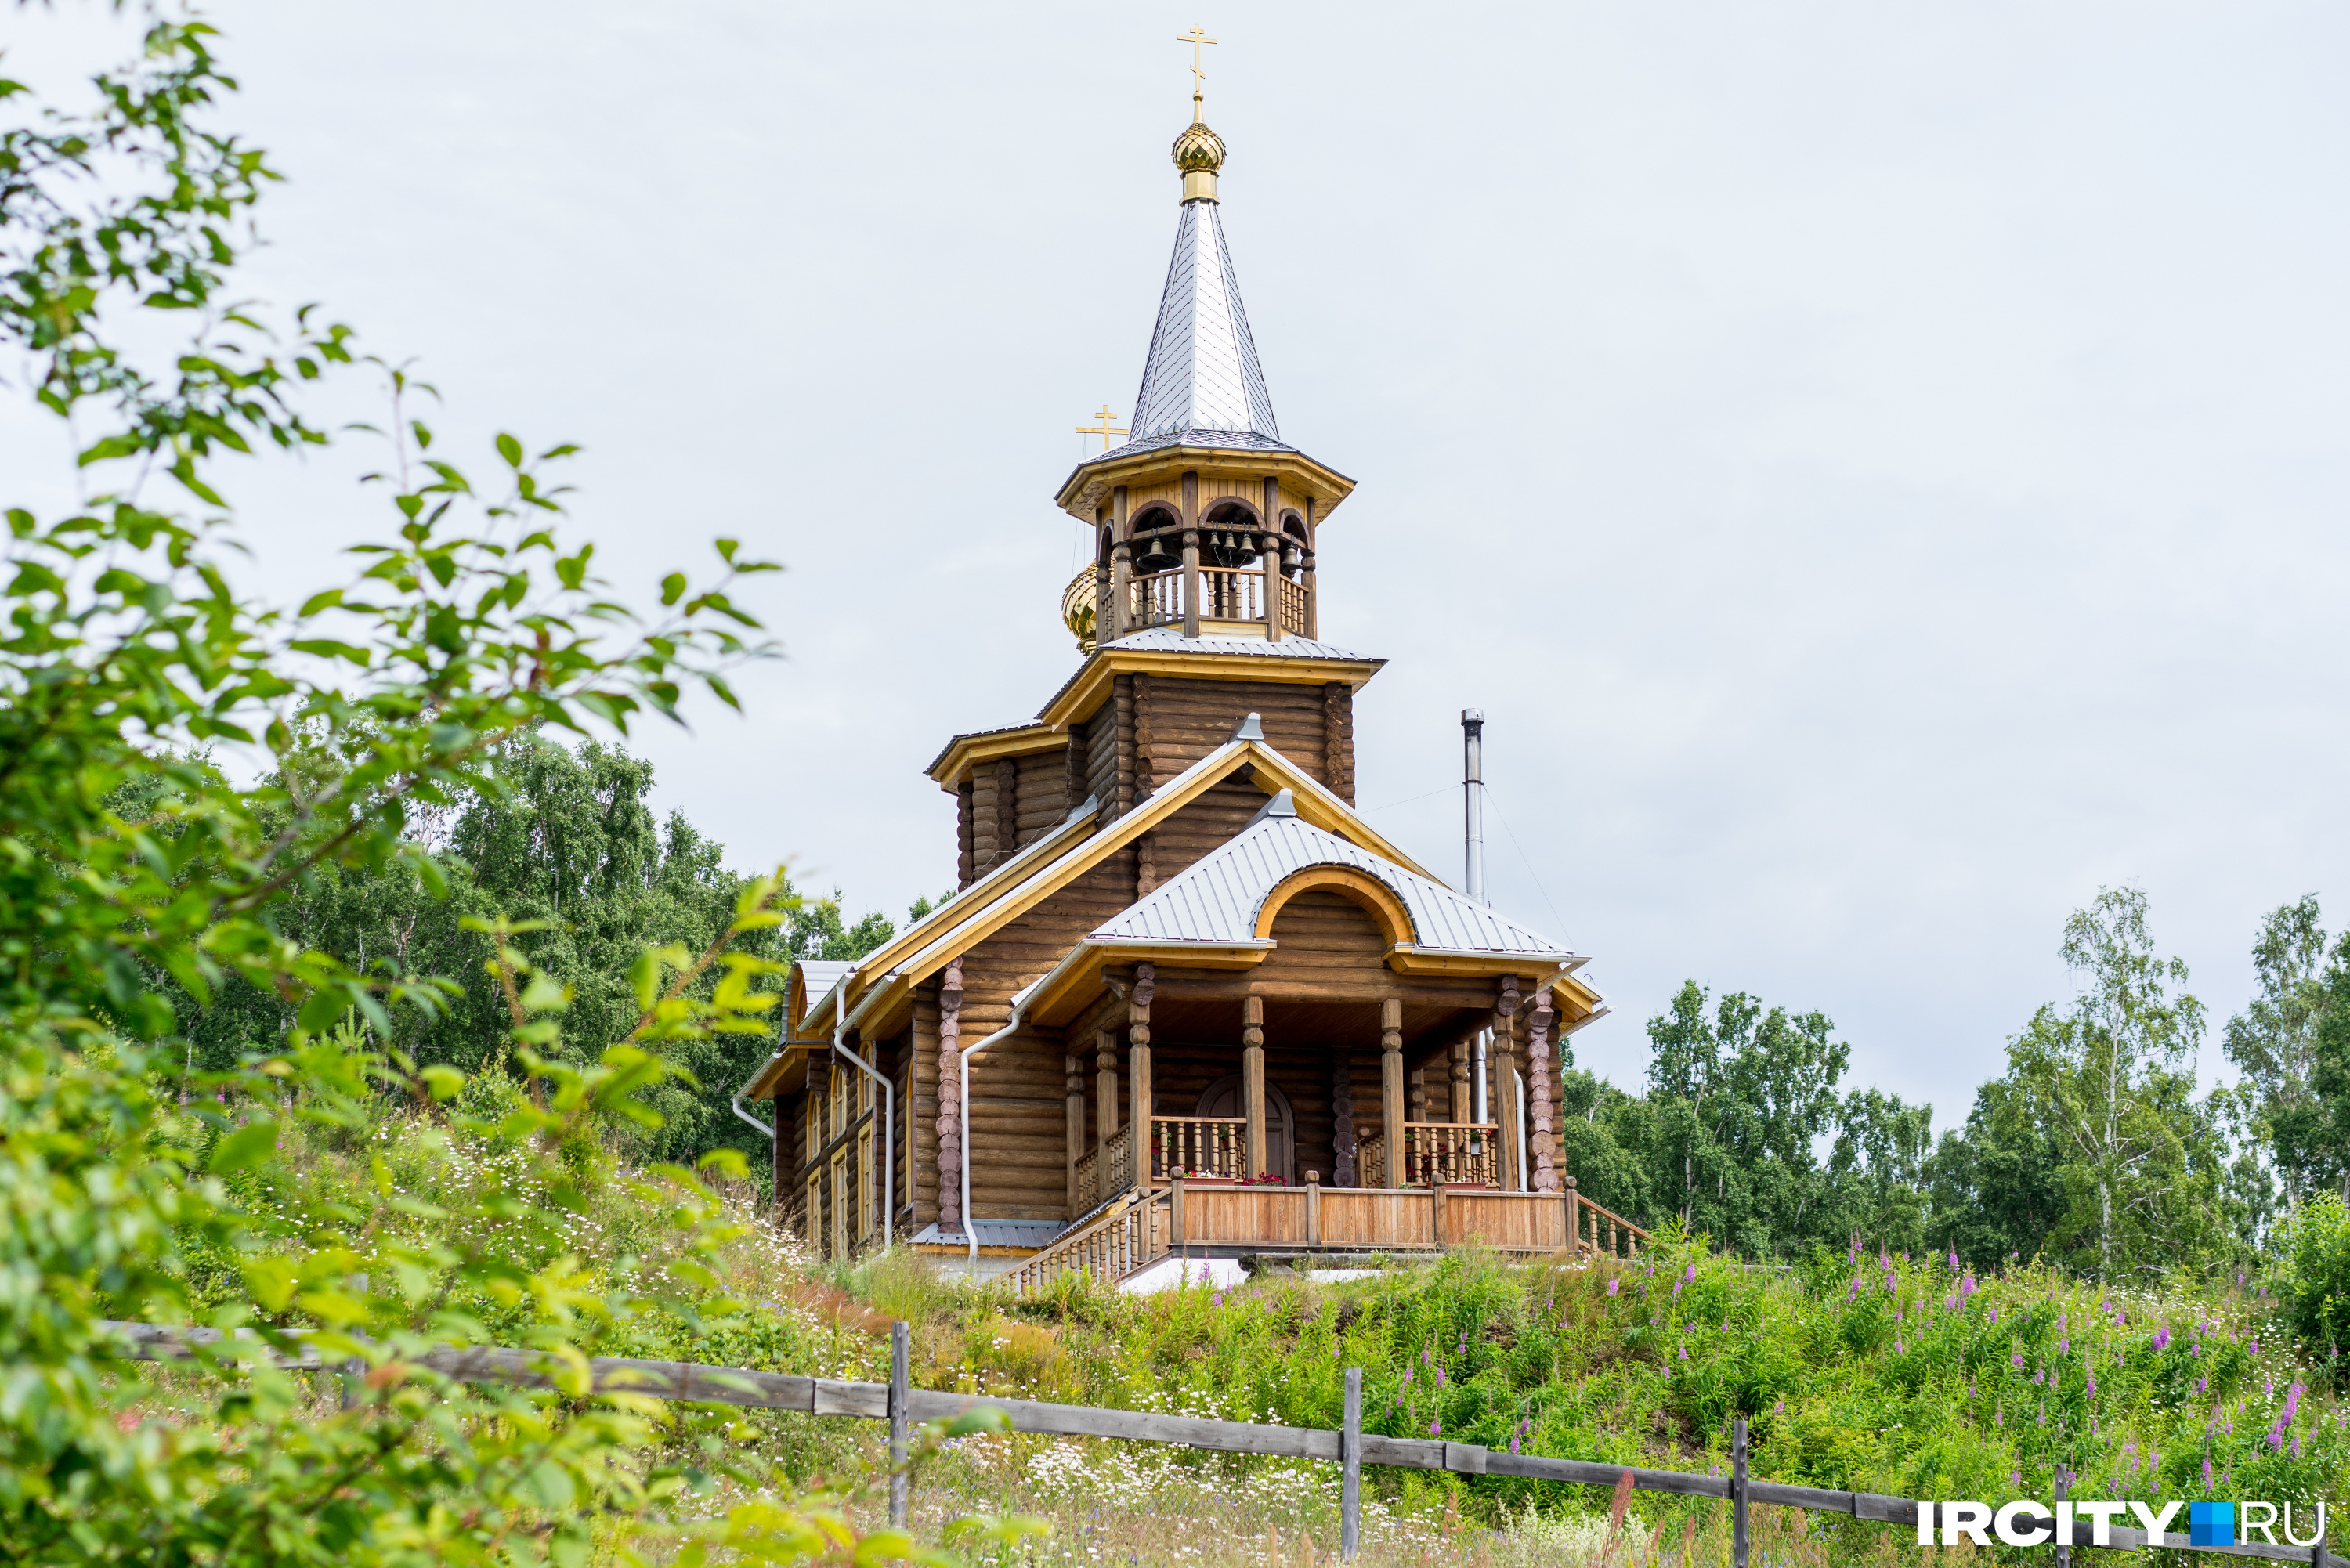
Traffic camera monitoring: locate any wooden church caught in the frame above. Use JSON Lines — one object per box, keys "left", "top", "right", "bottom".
{"left": 739, "top": 83, "right": 1643, "bottom": 1287}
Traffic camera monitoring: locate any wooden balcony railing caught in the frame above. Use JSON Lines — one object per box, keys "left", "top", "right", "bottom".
{"left": 1354, "top": 1123, "right": 1499, "bottom": 1189}
{"left": 1004, "top": 1187, "right": 1172, "bottom": 1298}
{"left": 1151, "top": 1115, "right": 1249, "bottom": 1182}
{"left": 1072, "top": 1123, "right": 1138, "bottom": 1211}
{"left": 1123, "top": 568, "right": 1311, "bottom": 638}
{"left": 1567, "top": 1183, "right": 1651, "bottom": 1260}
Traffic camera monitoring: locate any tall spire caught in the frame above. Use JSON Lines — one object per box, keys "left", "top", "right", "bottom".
{"left": 1126, "top": 94, "right": 1284, "bottom": 451}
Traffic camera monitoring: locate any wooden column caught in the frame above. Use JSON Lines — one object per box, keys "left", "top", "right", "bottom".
{"left": 1491, "top": 977, "right": 1523, "bottom": 1192}
{"left": 1129, "top": 963, "right": 1156, "bottom": 1189}
{"left": 1094, "top": 1028, "right": 1119, "bottom": 1161}
{"left": 1449, "top": 1032, "right": 1473, "bottom": 1124}
{"left": 1407, "top": 1065, "right": 1427, "bottom": 1125}
{"left": 1528, "top": 988, "right": 1558, "bottom": 1193}
{"left": 1331, "top": 1051, "right": 1358, "bottom": 1187}
{"left": 1109, "top": 484, "right": 1131, "bottom": 640}
{"left": 1303, "top": 497, "right": 1319, "bottom": 639}
{"left": 1379, "top": 998, "right": 1405, "bottom": 1188}
{"left": 1261, "top": 476, "right": 1282, "bottom": 641}
{"left": 1241, "top": 994, "right": 1267, "bottom": 1179}
{"left": 1064, "top": 1050, "right": 1086, "bottom": 1212}
{"left": 1180, "top": 470, "right": 1201, "bottom": 638}
{"left": 935, "top": 961, "right": 963, "bottom": 1233}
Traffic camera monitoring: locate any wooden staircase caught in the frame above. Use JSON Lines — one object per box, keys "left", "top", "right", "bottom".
{"left": 1001, "top": 1187, "right": 1172, "bottom": 1298}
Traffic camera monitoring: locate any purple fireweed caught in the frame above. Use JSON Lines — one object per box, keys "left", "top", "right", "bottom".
{"left": 1430, "top": 1419, "right": 1441, "bottom": 1436}
{"left": 1435, "top": 1367, "right": 1446, "bottom": 1388}
{"left": 1607, "top": 1278, "right": 1620, "bottom": 1297}
{"left": 2152, "top": 1326, "right": 2171, "bottom": 1351}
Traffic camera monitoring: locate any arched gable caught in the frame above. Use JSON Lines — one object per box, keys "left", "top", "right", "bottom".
{"left": 1251, "top": 863, "right": 1415, "bottom": 948}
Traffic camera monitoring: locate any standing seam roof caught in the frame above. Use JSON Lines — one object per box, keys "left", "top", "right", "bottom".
{"left": 1090, "top": 812, "right": 1578, "bottom": 959}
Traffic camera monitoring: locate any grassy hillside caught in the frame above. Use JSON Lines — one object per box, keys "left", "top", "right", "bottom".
{"left": 183, "top": 1097, "right": 2348, "bottom": 1563}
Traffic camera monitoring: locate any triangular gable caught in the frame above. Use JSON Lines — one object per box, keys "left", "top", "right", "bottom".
{"left": 830, "top": 732, "right": 1448, "bottom": 1036}
{"left": 1092, "top": 804, "right": 1582, "bottom": 961}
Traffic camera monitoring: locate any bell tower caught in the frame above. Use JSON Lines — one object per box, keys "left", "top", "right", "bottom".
{"left": 931, "top": 56, "right": 1382, "bottom": 880}
{"left": 1054, "top": 78, "right": 1356, "bottom": 651}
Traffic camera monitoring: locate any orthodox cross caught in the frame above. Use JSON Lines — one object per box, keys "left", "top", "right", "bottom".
{"left": 1177, "top": 25, "right": 1217, "bottom": 94}
{"left": 1075, "top": 403, "right": 1128, "bottom": 451}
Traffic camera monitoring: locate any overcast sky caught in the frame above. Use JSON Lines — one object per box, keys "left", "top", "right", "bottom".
{"left": 9, "top": 2, "right": 2349, "bottom": 1125}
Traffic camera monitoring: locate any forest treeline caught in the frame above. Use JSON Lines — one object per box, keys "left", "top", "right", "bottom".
{"left": 1563, "top": 886, "right": 2345, "bottom": 1281}
{"left": 219, "top": 735, "right": 2339, "bottom": 1283}
{"left": 181, "top": 735, "right": 938, "bottom": 1169}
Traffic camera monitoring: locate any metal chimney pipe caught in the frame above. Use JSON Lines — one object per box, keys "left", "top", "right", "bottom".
{"left": 1463, "top": 708, "right": 1488, "bottom": 1125}
{"left": 1462, "top": 709, "right": 1486, "bottom": 902}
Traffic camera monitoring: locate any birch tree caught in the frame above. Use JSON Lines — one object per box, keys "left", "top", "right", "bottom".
{"left": 2008, "top": 887, "right": 2212, "bottom": 1281}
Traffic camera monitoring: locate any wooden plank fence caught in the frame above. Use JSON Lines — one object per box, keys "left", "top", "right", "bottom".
{"left": 99, "top": 1321, "right": 2341, "bottom": 1566}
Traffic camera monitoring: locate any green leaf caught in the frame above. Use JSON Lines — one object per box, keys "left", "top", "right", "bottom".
{"left": 497, "top": 432, "right": 524, "bottom": 467}
{"left": 210, "top": 1118, "right": 281, "bottom": 1173}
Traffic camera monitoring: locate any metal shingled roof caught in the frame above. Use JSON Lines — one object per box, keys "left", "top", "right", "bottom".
{"left": 1090, "top": 798, "right": 1578, "bottom": 960}
{"left": 1094, "top": 627, "right": 1377, "bottom": 662}
{"left": 1130, "top": 199, "right": 1281, "bottom": 445}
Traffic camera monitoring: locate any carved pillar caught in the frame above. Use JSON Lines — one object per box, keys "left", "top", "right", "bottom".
{"left": 1261, "top": 476, "right": 1282, "bottom": 642}
{"left": 1094, "top": 1028, "right": 1119, "bottom": 1161}
{"left": 1180, "top": 527, "right": 1202, "bottom": 640}
{"left": 1180, "top": 471, "right": 1202, "bottom": 639}
{"left": 1491, "top": 977, "right": 1523, "bottom": 1192}
{"left": 1109, "top": 483, "right": 1131, "bottom": 641}
{"left": 1450, "top": 1032, "right": 1473, "bottom": 1123}
{"left": 1528, "top": 988, "right": 1558, "bottom": 1192}
{"left": 1303, "top": 497, "right": 1319, "bottom": 639}
{"left": 1242, "top": 994, "right": 1267, "bottom": 1179}
{"left": 1408, "top": 1065, "right": 1427, "bottom": 1125}
{"left": 1130, "top": 963, "right": 1155, "bottom": 1189}
{"left": 935, "top": 959, "right": 964, "bottom": 1233}
{"left": 1065, "top": 1051, "right": 1086, "bottom": 1212}
{"left": 1379, "top": 998, "right": 1405, "bottom": 1189}
{"left": 1331, "top": 1051, "right": 1358, "bottom": 1187}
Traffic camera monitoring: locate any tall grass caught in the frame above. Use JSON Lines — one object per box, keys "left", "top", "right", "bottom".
{"left": 211, "top": 1103, "right": 2349, "bottom": 1561}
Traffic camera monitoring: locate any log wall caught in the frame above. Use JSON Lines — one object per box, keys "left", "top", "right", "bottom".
{"left": 1132, "top": 674, "right": 1353, "bottom": 803}
{"left": 956, "top": 851, "right": 1139, "bottom": 1222}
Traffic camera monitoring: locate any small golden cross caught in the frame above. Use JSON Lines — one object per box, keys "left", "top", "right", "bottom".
{"left": 1177, "top": 24, "right": 1217, "bottom": 95}
{"left": 1075, "top": 403, "right": 1129, "bottom": 451}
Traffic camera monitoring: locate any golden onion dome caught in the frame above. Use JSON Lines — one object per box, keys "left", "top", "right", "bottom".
{"left": 1172, "top": 117, "right": 1226, "bottom": 175}
{"left": 1172, "top": 97, "right": 1225, "bottom": 200}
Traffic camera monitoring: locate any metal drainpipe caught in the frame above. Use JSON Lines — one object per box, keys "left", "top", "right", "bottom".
{"left": 831, "top": 985, "right": 895, "bottom": 1252}
{"left": 960, "top": 988, "right": 1036, "bottom": 1280}
{"left": 1464, "top": 708, "right": 1488, "bottom": 1125}
{"left": 731, "top": 1068, "right": 776, "bottom": 1140}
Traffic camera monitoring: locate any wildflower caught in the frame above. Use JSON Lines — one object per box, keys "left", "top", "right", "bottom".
{"left": 1430, "top": 1419, "right": 1441, "bottom": 1436}
{"left": 1403, "top": 1367, "right": 1413, "bottom": 1384}
{"left": 2203, "top": 1456, "right": 2214, "bottom": 1488}
{"left": 1950, "top": 1252, "right": 1960, "bottom": 1271}
{"left": 1961, "top": 1274, "right": 1977, "bottom": 1298}
{"left": 1773, "top": 1400, "right": 1784, "bottom": 1414}
{"left": 1509, "top": 1436, "right": 1520, "bottom": 1453}
{"left": 1606, "top": 1278, "right": 1620, "bottom": 1297}
{"left": 1679, "top": 1346, "right": 1688, "bottom": 1361}
{"left": 1945, "top": 1295, "right": 1958, "bottom": 1311}
{"left": 2152, "top": 1326, "right": 2171, "bottom": 1352}
{"left": 1212, "top": 1293, "right": 1224, "bottom": 1307}
{"left": 1435, "top": 1367, "right": 1446, "bottom": 1388}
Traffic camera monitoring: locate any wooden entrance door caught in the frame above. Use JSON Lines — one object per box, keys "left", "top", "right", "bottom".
{"left": 1195, "top": 1074, "right": 1294, "bottom": 1183}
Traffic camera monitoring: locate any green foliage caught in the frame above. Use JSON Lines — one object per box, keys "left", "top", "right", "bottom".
{"left": 2226, "top": 896, "right": 2331, "bottom": 1208}
{"left": 0, "top": 10, "right": 1032, "bottom": 1564}
{"left": 2275, "top": 1194, "right": 2350, "bottom": 1385}
{"left": 898, "top": 1248, "right": 2341, "bottom": 1531}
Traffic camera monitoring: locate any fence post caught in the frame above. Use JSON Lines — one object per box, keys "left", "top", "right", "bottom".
{"left": 2052, "top": 1465, "right": 2068, "bottom": 1568}
{"left": 889, "top": 1321, "right": 909, "bottom": 1526}
{"left": 1341, "top": 1367, "right": 1361, "bottom": 1561}
{"left": 1730, "top": 1415, "right": 1748, "bottom": 1568}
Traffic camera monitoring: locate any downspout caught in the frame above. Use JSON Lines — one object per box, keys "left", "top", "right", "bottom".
{"left": 731, "top": 1066, "right": 777, "bottom": 1140}
{"left": 830, "top": 984, "right": 895, "bottom": 1252}
{"left": 960, "top": 978, "right": 1043, "bottom": 1280}
{"left": 1465, "top": 709, "right": 1488, "bottom": 1125}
